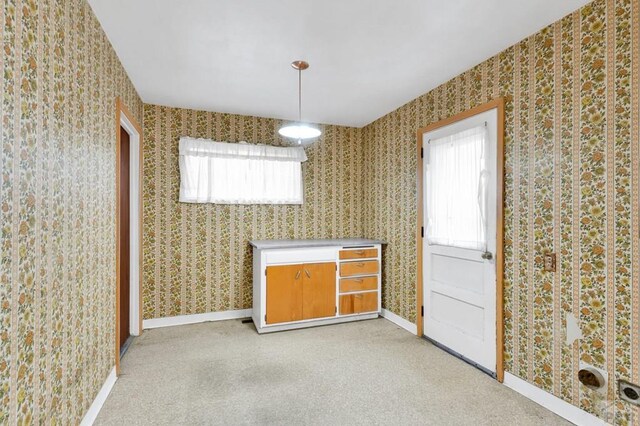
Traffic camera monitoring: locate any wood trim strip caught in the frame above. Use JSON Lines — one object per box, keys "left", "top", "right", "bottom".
{"left": 416, "top": 127, "right": 424, "bottom": 337}
{"left": 415, "top": 97, "right": 505, "bottom": 382}
{"left": 114, "top": 100, "right": 120, "bottom": 375}
{"left": 114, "top": 97, "right": 143, "bottom": 376}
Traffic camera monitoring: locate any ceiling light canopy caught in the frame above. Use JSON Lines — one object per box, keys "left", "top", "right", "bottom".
{"left": 279, "top": 60, "right": 321, "bottom": 145}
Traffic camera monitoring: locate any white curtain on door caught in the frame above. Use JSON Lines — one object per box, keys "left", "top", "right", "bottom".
{"left": 425, "top": 125, "right": 488, "bottom": 250}
{"left": 179, "top": 137, "right": 307, "bottom": 204}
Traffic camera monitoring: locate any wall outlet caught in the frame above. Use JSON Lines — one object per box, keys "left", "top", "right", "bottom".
{"left": 579, "top": 362, "right": 608, "bottom": 395}
{"left": 544, "top": 253, "right": 556, "bottom": 272}
{"left": 619, "top": 380, "right": 640, "bottom": 406}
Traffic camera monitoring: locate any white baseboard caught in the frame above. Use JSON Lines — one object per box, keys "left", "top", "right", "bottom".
{"left": 381, "top": 308, "right": 418, "bottom": 335}
{"left": 80, "top": 366, "right": 117, "bottom": 426}
{"left": 503, "top": 372, "right": 608, "bottom": 426}
{"left": 143, "top": 308, "right": 252, "bottom": 329}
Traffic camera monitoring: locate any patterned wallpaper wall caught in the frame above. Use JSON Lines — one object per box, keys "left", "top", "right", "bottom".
{"left": 362, "top": 0, "right": 639, "bottom": 423}
{"left": 0, "top": 0, "right": 143, "bottom": 424}
{"left": 142, "top": 105, "right": 364, "bottom": 319}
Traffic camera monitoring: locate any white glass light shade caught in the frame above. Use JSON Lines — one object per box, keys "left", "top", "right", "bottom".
{"left": 278, "top": 124, "right": 321, "bottom": 140}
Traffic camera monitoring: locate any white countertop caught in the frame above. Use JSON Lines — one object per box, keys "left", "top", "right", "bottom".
{"left": 249, "top": 238, "right": 384, "bottom": 250}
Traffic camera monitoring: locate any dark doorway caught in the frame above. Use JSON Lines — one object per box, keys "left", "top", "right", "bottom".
{"left": 119, "top": 126, "right": 131, "bottom": 357}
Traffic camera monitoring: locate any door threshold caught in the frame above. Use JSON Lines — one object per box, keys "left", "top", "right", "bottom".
{"left": 120, "top": 336, "right": 134, "bottom": 359}
{"left": 421, "top": 335, "right": 496, "bottom": 379}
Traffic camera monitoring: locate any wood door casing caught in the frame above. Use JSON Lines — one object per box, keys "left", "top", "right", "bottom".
{"left": 302, "top": 262, "right": 336, "bottom": 320}
{"left": 119, "top": 126, "right": 130, "bottom": 349}
{"left": 416, "top": 98, "right": 505, "bottom": 381}
{"left": 266, "top": 264, "right": 303, "bottom": 324}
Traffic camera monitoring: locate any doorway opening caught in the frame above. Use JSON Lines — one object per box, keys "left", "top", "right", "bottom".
{"left": 116, "top": 98, "right": 142, "bottom": 372}
{"left": 416, "top": 98, "right": 505, "bottom": 382}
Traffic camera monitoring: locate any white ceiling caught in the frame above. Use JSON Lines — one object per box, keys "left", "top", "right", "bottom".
{"left": 89, "top": 0, "right": 591, "bottom": 128}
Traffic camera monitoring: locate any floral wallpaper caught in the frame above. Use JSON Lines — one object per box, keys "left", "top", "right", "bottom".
{"left": 3, "top": 0, "right": 639, "bottom": 424}
{"left": 141, "top": 105, "right": 364, "bottom": 319}
{"left": 0, "top": 0, "right": 143, "bottom": 424}
{"left": 362, "top": 0, "right": 639, "bottom": 423}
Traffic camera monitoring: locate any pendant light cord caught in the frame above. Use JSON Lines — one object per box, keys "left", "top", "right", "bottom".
{"left": 298, "top": 68, "right": 302, "bottom": 122}
{"left": 297, "top": 68, "right": 302, "bottom": 145}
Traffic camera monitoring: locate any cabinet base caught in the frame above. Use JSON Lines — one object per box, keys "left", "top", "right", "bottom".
{"left": 253, "top": 312, "right": 379, "bottom": 334}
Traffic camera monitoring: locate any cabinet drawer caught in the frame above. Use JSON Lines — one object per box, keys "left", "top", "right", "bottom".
{"left": 339, "top": 248, "right": 378, "bottom": 260}
{"left": 340, "top": 260, "right": 379, "bottom": 277}
{"left": 339, "top": 292, "right": 378, "bottom": 315}
{"left": 340, "top": 276, "right": 378, "bottom": 293}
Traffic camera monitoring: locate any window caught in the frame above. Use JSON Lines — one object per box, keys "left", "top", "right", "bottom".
{"left": 178, "top": 137, "right": 307, "bottom": 204}
{"left": 425, "top": 125, "right": 488, "bottom": 250}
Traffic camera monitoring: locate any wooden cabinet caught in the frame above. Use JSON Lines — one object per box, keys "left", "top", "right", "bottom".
{"left": 252, "top": 240, "right": 383, "bottom": 333}
{"left": 339, "top": 248, "right": 378, "bottom": 260}
{"left": 301, "top": 262, "right": 336, "bottom": 320}
{"left": 340, "top": 260, "right": 379, "bottom": 277}
{"left": 266, "top": 264, "right": 303, "bottom": 324}
{"left": 339, "top": 292, "right": 378, "bottom": 315}
{"left": 340, "top": 276, "right": 378, "bottom": 293}
{"left": 266, "top": 262, "right": 336, "bottom": 324}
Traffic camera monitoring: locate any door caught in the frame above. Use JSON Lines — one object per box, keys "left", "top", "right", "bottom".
{"left": 119, "top": 126, "right": 131, "bottom": 352}
{"left": 422, "top": 108, "right": 497, "bottom": 373}
{"left": 266, "top": 264, "right": 303, "bottom": 324}
{"left": 302, "top": 262, "right": 336, "bottom": 319}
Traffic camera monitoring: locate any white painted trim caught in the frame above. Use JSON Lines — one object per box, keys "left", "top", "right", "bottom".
{"left": 381, "top": 308, "right": 417, "bottom": 335}
{"left": 143, "top": 309, "right": 253, "bottom": 329}
{"left": 503, "top": 372, "right": 609, "bottom": 426}
{"left": 80, "top": 367, "right": 117, "bottom": 426}
{"left": 257, "top": 312, "right": 378, "bottom": 334}
{"left": 119, "top": 113, "right": 141, "bottom": 337}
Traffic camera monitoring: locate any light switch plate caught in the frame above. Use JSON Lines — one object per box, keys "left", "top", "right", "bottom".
{"left": 544, "top": 253, "right": 556, "bottom": 272}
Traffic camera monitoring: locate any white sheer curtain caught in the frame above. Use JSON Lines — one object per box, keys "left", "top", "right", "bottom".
{"left": 425, "top": 125, "right": 488, "bottom": 250}
{"left": 179, "top": 137, "right": 307, "bottom": 204}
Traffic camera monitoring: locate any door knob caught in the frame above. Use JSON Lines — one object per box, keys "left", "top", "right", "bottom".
{"left": 481, "top": 251, "right": 493, "bottom": 260}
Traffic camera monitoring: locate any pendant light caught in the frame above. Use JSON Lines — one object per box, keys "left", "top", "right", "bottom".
{"left": 278, "top": 60, "right": 321, "bottom": 145}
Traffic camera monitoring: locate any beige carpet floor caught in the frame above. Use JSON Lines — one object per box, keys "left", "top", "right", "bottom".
{"left": 95, "top": 318, "right": 569, "bottom": 425}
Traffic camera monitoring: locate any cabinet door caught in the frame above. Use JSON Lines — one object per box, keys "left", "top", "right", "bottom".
{"left": 266, "top": 264, "right": 303, "bottom": 324}
{"left": 302, "top": 262, "right": 336, "bottom": 320}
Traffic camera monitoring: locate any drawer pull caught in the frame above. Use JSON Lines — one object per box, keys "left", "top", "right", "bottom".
{"left": 356, "top": 263, "right": 365, "bottom": 267}
{"left": 353, "top": 279, "right": 363, "bottom": 283}
{"left": 355, "top": 250, "right": 365, "bottom": 255}
{"left": 355, "top": 294, "right": 363, "bottom": 299}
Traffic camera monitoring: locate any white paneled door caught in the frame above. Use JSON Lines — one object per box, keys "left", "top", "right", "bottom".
{"left": 422, "top": 108, "right": 498, "bottom": 373}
